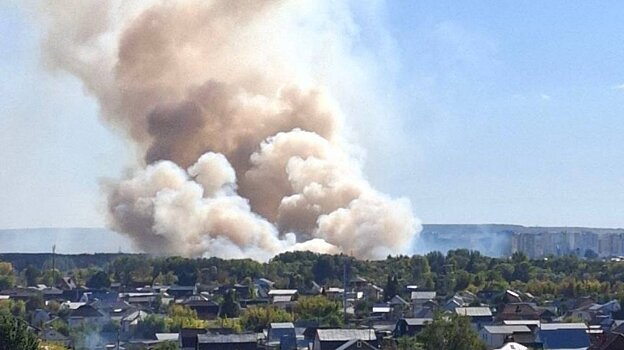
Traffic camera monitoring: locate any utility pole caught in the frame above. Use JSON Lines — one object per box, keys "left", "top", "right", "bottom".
{"left": 343, "top": 258, "right": 348, "bottom": 325}
{"left": 52, "top": 244, "right": 56, "bottom": 286}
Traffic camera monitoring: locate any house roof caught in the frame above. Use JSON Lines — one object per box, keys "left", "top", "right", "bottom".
{"left": 255, "top": 278, "right": 275, "bottom": 286}
{"left": 350, "top": 276, "right": 368, "bottom": 283}
{"left": 155, "top": 333, "right": 179, "bottom": 341}
{"left": 269, "top": 289, "right": 298, "bottom": 295}
{"left": 411, "top": 291, "right": 436, "bottom": 300}
{"left": 270, "top": 322, "right": 295, "bottom": 329}
{"left": 501, "top": 303, "right": 540, "bottom": 316}
{"left": 335, "top": 339, "right": 377, "bottom": 350}
{"left": 70, "top": 305, "right": 106, "bottom": 318}
{"left": 402, "top": 318, "right": 433, "bottom": 326}
{"left": 503, "top": 320, "right": 541, "bottom": 326}
{"left": 539, "top": 327, "right": 590, "bottom": 349}
{"left": 316, "top": 329, "right": 377, "bottom": 341}
{"left": 40, "top": 329, "right": 69, "bottom": 341}
{"left": 197, "top": 333, "right": 257, "bottom": 344}
{"left": 372, "top": 305, "right": 392, "bottom": 313}
{"left": 273, "top": 295, "right": 293, "bottom": 303}
{"left": 541, "top": 323, "right": 587, "bottom": 330}
{"left": 495, "top": 342, "right": 528, "bottom": 350}
{"left": 168, "top": 285, "right": 196, "bottom": 291}
{"left": 390, "top": 295, "right": 409, "bottom": 306}
{"left": 455, "top": 307, "right": 492, "bottom": 317}
{"left": 597, "top": 332, "right": 624, "bottom": 350}
{"left": 483, "top": 325, "right": 531, "bottom": 334}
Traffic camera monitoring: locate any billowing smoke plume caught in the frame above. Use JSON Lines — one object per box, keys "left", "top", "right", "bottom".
{"left": 40, "top": 0, "right": 420, "bottom": 260}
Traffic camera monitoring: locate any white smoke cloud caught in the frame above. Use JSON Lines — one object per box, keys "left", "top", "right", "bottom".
{"left": 39, "top": 0, "right": 421, "bottom": 260}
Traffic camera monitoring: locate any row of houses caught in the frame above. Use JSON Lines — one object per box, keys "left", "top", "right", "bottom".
{"left": 3, "top": 273, "right": 624, "bottom": 349}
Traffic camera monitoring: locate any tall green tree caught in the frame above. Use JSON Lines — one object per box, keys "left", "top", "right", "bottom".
{"left": 417, "top": 313, "right": 486, "bottom": 350}
{"left": 295, "top": 296, "right": 343, "bottom": 327}
{"left": 240, "top": 306, "right": 293, "bottom": 331}
{"left": 0, "top": 314, "right": 39, "bottom": 350}
{"left": 384, "top": 275, "right": 399, "bottom": 301}
{"left": 86, "top": 270, "right": 111, "bottom": 289}
{"left": 23, "top": 265, "right": 40, "bottom": 287}
{"left": 220, "top": 290, "right": 240, "bottom": 318}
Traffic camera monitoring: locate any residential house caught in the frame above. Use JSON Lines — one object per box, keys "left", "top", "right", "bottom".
{"left": 324, "top": 287, "right": 345, "bottom": 301}
{"left": 40, "top": 286, "right": 63, "bottom": 301}
{"left": 411, "top": 291, "right": 436, "bottom": 307}
{"left": 498, "top": 303, "right": 541, "bottom": 321}
{"left": 502, "top": 320, "right": 541, "bottom": 332}
{"left": 179, "top": 328, "right": 207, "bottom": 350}
{"left": 335, "top": 339, "right": 378, "bottom": 350}
{"left": 267, "top": 322, "right": 296, "bottom": 350}
{"left": 454, "top": 307, "right": 493, "bottom": 330}
{"left": 589, "top": 332, "right": 624, "bottom": 350}
{"left": 537, "top": 323, "right": 590, "bottom": 350}
{"left": 456, "top": 290, "right": 478, "bottom": 304}
{"left": 393, "top": 318, "right": 432, "bottom": 337}
{"left": 478, "top": 290, "right": 502, "bottom": 304}
{"left": 254, "top": 278, "right": 275, "bottom": 298}
{"left": 371, "top": 303, "right": 392, "bottom": 320}
{"left": 350, "top": 276, "right": 368, "bottom": 289}
{"left": 504, "top": 290, "right": 522, "bottom": 303}
{"left": 313, "top": 329, "right": 377, "bottom": 350}
{"left": 360, "top": 284, "right": 383, "bottom": 301}
{"left": 389, "top": 295, "right": 411, "bottom": 318}
{"left": 39, "top": 328, "right": 71, "bottom": 348}
{"left": 494, "top": 342, "right": 528, "bottom": 350}
{"left": 268, "top": 289, "right": 299, "bottom": 304}
{"left": 31, "top": 309, "right": 51, "bottom": 328}
{"left": 480, "top": 325, "right": 534, "bottom": 349}
{"left": 182, "top": 295, "right": 220, "bottom": 320}
{"left": 120, "top": 309, "right": 149, "bottom": 334}
{"left": 67, "top": 304, "right": 108, "bottom": 327}
{"left": 58, "top": 276, "right": 77, "bottom": 290}
{"left": 444, "top": 296, "right": 466, "bottom": 312}
{"left": 580, "top": 300, "right": 621, "bottom": 326}
{"left": 196, "top": 333, "right": 258, "bottom": 350}
{"left": 122, "top": 292, "right": 159, "bottom": 308}
{"left": 167, "top": 285, "right": 197, "bottom": 299}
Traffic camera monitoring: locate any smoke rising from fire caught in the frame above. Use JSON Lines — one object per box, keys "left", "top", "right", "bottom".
{"left": 40, "top": 0, "right": 420, "bottom": 260}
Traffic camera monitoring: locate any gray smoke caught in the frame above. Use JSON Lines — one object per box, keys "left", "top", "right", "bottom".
{"left": 39, "top": 0, "right": 420, "bottom": 260}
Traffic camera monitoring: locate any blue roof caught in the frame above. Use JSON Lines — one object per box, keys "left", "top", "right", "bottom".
{"left": 539, "top": 329, "right": 590, "bottom": 349}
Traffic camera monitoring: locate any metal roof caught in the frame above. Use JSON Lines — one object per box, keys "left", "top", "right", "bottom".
{"left": 372, "top": 306, "right": 391, "bottom": 313}
{"left": 411, "top": 291, "right": 436, "bottom": 300}
{"left": 503, "top": 320, "right": 541, "bottom": 326}
{"left": 540, "top": 323, "right": 587, "bottom": 330}
{"left": 268, "top": 289, "right": 298, "bottom": 295}
{"left": 483, "top": 325, "right": 531, "bottom": 334}
{"left": 538, "top": 327, "right": 590, "bottom": 349}
{"left": 455, "top": 307, "right": 493, "bottom": 317}
{"left": 272, "top": 295, "right": 293, "bottom": 303}
{"left": 335, "top": 339, "right": 377, "bottom": 350}
{"left": 270, "top": 322, "right": 295, "bottom": 329}
{"left": 316, "top": 329, "right": 377, "bottom": 341}
{"left": 197, "top": 333, "right": 257, "bottom": 344}
{"left": 403, "top": 318, "right": 433, "bottom": 326}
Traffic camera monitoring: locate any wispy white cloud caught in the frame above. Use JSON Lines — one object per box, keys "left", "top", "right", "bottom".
{"left": 540, "top": 94, "right": 551, "bottom": 100}
{"left": 613, "top": 83, "right": 624, "bottom": 90}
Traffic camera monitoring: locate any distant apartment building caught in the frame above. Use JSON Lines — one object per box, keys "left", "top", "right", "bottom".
{"left": 511, "top": 229, "right": 624, "bottom": 258}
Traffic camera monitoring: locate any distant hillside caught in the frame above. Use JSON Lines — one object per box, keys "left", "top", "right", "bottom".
{"left": 0, "top": 227, "right": 135, "bottom": 254}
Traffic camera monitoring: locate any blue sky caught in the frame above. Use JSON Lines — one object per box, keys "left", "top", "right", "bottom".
{"left": 1, "top": 1, "right": 624, "bottom": 229}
